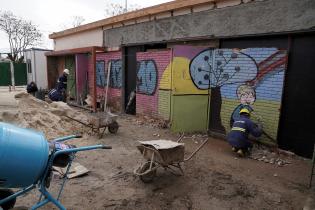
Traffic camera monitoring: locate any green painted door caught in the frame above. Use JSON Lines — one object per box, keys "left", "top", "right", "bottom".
{"left": 0, "top": 63, "right": 11, "bottom": 86}
{"left": 14, "top": 63, "right": 27, "bottom": 85}
{"left": 65, "top": 56, "right": 76, "bottom": 99}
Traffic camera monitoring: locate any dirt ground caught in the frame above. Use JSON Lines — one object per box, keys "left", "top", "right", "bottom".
{"left": 0, "top": 92, "right": 312, "bottom": 210}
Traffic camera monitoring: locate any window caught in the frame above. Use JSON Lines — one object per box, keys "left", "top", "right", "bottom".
{"left": 27, "top": 59, "right": 32, "bottom": 73}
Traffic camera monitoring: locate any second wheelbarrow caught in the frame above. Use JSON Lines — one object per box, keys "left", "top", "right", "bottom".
{"left": 134, "top": 137, "right": 208, "bottom": 183}
{"left": 66, "top": 111, "right": 119, "bottom": 138}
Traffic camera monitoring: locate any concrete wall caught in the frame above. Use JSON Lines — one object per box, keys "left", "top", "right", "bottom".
{"left": 104, "top": 0, "right": 315, "bottom": 47}
{"left": 25, "top": 50, "right": 50, "bottom": 89}
{"left": 55, "top": 28, "right": 103, "bottom": 50}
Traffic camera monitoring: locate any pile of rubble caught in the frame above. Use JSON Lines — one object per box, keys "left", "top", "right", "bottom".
{"left": 131, "top": 115, "right": 170, "bottom": 129}
{"left": 0, "top": 93, "right": 89, "bottom": 139}
{"left": 249, "top": 144, "right": 294, "bottom": 167}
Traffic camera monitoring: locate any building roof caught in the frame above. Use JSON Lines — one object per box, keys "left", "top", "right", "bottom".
{"left": 49, "top": 0, "right": 219, "bottom": 39}
{"left": 24, "top": 47, "right": 53, "bottom": 52}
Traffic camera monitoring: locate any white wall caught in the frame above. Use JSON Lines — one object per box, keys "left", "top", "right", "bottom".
{"left": 25, "top": 49, "right": 51, "bottom": 89}
{"left": 54, "top": 28, "right": 103, "bottom": 51}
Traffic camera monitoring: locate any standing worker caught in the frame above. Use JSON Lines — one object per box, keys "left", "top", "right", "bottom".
{"left": 227, "top": 108, "right": 262, "bottom": 157}
{"left": 48, "top": 69, "right": 69, "bottom": 102}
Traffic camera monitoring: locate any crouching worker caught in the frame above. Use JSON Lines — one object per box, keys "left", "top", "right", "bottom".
{"left": 227, "top": 108, "right": 262, "bottom": 157}
{"left": 48, "top": 69, "right": 69, "bottom": 102}
{"left": 26, "top": 81, "right": 38, "bottom": 96}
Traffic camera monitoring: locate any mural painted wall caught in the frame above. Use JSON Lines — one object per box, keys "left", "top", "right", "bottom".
{"left": 189, "top": 47, "right": 287, "bottom": 144}
{"left": 136, "top": 50, "right": 172, "bottom": 118}
{"left": 159, "top": 46, "right": 210, "bottom": 132}
{"left": 95, "top": 52, "right": 122, "bottom": 111}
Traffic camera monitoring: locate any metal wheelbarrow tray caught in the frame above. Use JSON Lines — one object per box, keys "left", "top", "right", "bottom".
{"left": 134, "top": 137, "right": 208, "bottom": 183}
{"left": 66, "top": 111, "right": 119, "bottom": 138}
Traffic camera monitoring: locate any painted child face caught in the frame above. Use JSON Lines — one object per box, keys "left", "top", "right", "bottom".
{"left": 240, "top": 92, "right": 255, "bottom": 105}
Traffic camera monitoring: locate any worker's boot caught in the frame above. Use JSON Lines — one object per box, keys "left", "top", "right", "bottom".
{"left": 237, "top": 149, "right": 245, "bottom": 157}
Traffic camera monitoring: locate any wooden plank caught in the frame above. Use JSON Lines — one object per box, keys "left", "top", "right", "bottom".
{"left": 45, "top": 46, "right": 104, "bottom": 56}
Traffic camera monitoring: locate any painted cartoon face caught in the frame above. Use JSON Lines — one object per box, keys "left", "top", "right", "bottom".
{"left": 237, "top": 84, "right": 256, "bottom": 105}
{"left": 240, "top": 92, "right": 255, "bottom": 105}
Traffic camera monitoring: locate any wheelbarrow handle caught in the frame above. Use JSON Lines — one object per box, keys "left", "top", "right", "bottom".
{"left": 52, "top": 134, "right": 82, "bottom": 143}
{"left": 52, "top": 145, "right": 111, "bottom": 157}
{"left": 101, "top": 145, "right": 112, "bottom": 149}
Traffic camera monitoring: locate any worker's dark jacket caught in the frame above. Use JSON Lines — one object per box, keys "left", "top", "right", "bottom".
{"left": 57, "top": 74, "right": 67, "bottom": 92}
{"left": 227, "top": 116, "right": 262, "bottom": 149}
{"left": 48, "top": 88, "right": 63, "bottom": 101}
{"left": 26, "top": 83, "right": 38, "bottom": 94}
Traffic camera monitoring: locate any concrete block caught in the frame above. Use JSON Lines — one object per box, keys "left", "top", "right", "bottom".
{"left": 103, "top": 25, "right": 112, "bottom": 30}
{"left": 173, "top": 8, "right": 191, "bottom": 17}
{"left": 112, "top": 22, "right": 123, "bottom": 28}
{"left": 123, "top": 19, "right": 136, "bottom": 26}
{"left": 192, "top": 3, "right": 215, "bottom": 13}
{"left": 137, "top": 16, "right": 150, "bottom": 23}
{"left": 216, "top": 0, "right": 242, "bottom": 8}
{"left": 155, "top": 12, "right": 172, "bottom": 20}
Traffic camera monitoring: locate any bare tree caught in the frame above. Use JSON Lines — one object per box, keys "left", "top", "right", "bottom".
{"left": 0, "top": 11, "right": 42, "bottom": 62}
{"left": 104, "top": 2, "right": 141, "bottom": 18}
{"left": 70, "top": 16, "right": 85, "bottom": 27}
{"left": 59, "top": 16, "right": 85, "bottom": 30}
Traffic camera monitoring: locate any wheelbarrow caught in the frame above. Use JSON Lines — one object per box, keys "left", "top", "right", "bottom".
{"left": 0, "top": 122, "right": 112, "bottom": 210}
{"left": 66, "top": 111, "right": 119, "bottom": 138}
{"left": 134, "top": 136, "right": 208, "bottom": 183}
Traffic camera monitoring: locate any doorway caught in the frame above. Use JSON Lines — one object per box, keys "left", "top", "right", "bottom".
{"left": 65, "top": 56, "right": 76, "bottom": 100}
{"left": 124, "top": 46, "right": 143, "bottom": 114}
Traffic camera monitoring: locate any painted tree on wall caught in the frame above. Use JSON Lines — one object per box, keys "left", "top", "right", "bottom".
{"left": 190, "top": 49, "right": 258, "bottom": 133}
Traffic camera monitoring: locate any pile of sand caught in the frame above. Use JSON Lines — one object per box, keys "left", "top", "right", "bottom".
{"left": 0, "top": 93, "right": 90, "bottom": 140}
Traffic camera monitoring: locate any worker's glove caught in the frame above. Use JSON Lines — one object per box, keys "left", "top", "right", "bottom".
{"left": 257, "top": 122, "right": 263, "bottom": 130}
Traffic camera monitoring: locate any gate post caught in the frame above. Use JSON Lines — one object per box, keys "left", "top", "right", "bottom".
{"left": 10, "top": 61, "right": 15, "bottom": 91}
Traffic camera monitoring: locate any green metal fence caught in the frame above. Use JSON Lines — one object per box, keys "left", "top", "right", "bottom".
{"left": 14, "top": 63, "right": 27, "bottom": 85}
{"left": 0, "top": 63, "right": 11, "bottom": 86}
{"left": 0, "top": 62, "right": 27, "bottom": 86}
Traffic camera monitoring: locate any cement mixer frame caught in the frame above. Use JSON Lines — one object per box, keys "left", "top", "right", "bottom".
{"left": 0, "top": 134, "right": 112, "bottom": 210}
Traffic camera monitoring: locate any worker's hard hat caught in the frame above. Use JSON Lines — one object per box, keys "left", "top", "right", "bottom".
{"left": 63, "top": 69, "right": 70, "bottom": 75}
{"left": 239, "top": 108, "right": 250, "bottom": 115}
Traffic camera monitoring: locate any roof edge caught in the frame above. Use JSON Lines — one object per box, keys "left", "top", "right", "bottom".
{"left": 49, "top": 0, "right": 217, "bottom": 39}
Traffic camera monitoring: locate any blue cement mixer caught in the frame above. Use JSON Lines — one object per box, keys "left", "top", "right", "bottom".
{"left": 0, "top": 122, "right": 112, "bottom": 210}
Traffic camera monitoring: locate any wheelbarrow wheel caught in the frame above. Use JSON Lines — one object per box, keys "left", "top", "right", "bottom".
{"left": 139, "top": 162, "right": 157, "bottom": 183}
{"left": 108, "top": 121, "right": 119, "bottom": 134}
{"left": 0, "top": 189, "right": 16, "bottom": 210}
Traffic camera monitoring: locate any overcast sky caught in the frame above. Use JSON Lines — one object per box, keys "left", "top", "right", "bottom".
{"left": 0, "top": 0, "right": 172, "bottom": 52}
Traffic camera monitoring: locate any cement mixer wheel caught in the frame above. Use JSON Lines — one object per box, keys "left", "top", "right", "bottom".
{"left": 0, "top": 189, "right": 16, "bottom": 210}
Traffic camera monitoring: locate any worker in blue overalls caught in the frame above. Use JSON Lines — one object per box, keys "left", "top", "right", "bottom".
{"left": 48, "top": 69, "right": 69, "bottom": 102}
{"left": 227, "top": 108, "right": 262, "bottom": 157}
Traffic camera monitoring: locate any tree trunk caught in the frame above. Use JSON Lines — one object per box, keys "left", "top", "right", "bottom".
{"left": 209, "top": 86, "right": 226, "bottom": 134}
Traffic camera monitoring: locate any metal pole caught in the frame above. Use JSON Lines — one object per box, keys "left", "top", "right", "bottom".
{"left": 125, "top": 0, "right": 127, "bottom": 12}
